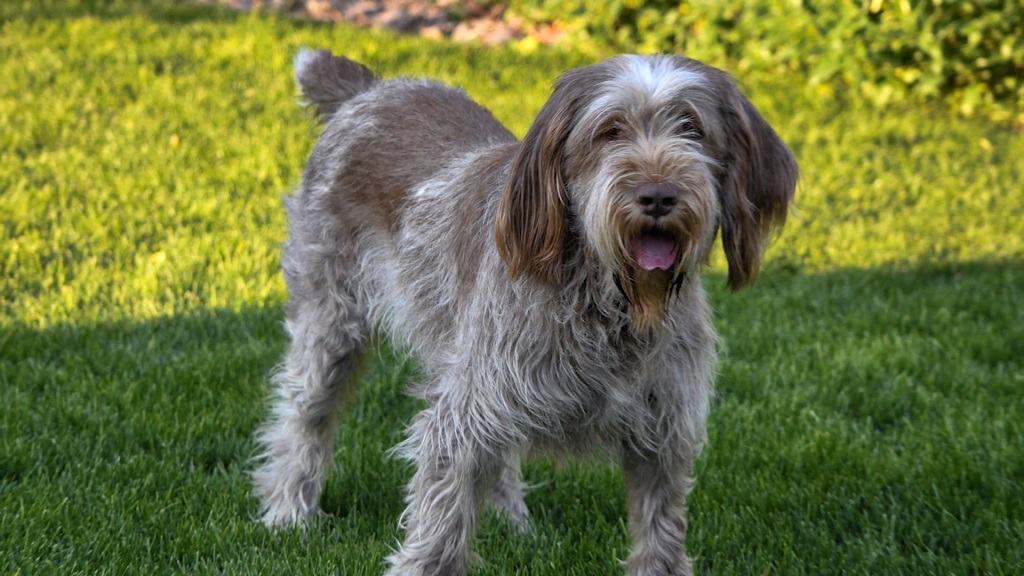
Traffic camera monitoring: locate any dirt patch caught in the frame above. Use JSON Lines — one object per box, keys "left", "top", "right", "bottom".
{"left": 207, "top": 0, "right": 563, "bottom": 46}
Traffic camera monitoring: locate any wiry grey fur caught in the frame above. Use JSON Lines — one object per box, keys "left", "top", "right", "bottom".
{"left": 253, "top": 48, "right": 798, "bottom": 576}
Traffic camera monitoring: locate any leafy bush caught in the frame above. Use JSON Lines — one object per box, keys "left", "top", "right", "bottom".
{"left": 508, "top": 0, "right": 1024, "bottom": 125}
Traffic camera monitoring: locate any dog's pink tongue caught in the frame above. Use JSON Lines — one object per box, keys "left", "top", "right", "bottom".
{"left": 631, "top": 233, "right": 678, "bottom": 271}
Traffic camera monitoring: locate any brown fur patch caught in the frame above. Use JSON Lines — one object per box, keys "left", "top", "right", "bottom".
{"left": 699, "top": 65, "right": 799, "bottom": 290}
{"left": 622, "top": 268, "right": 674, "bottom": 333}
{"left": 496, "top": 64, "right": 614, "bottom": 286}
{"left": 322, "top": 81, "right": 515, "bottom": 238}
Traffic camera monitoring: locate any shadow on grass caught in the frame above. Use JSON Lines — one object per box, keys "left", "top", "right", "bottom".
{"left": 1, "top": 259, "right": 1021, "bottom": 573}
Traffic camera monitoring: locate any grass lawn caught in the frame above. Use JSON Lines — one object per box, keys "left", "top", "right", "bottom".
{"left": 1, "top": 1, "right": 1022, "bottom": 574}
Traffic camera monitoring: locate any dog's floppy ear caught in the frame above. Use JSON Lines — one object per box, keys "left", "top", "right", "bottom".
{"left": 496, "top": 67, "right": 599, "bottom": 285}
{"left": 709, "top": 71, "right": 798, "bottom": 290}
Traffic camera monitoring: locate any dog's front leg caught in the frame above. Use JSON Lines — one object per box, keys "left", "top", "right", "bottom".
{"left": 387, "top": 399, "right": 502, "bottom": 576}
{"left": 622, "top": 448, "right": 696, "bottom": 576}
{"left": 490, "top": 450, "right": 530, "bottom": 531}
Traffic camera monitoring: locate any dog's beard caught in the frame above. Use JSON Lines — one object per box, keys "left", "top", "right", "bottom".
{"left": 581, "top": 168, "right": 716, "bottom": 333}
{"left": 618, "top": 242, "right": 690, "bottom": 334}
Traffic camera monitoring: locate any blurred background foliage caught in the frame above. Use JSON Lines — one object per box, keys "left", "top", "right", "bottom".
{"left": 507, "top": 0, "right": 1024, "bottom": 126}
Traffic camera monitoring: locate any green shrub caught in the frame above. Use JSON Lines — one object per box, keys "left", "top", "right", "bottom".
{"left": 507, "top": 0, "right": 1024, "bottom": 125}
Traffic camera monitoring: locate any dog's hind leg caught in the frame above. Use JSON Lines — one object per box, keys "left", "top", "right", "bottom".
{"left": 252, "top": 241, "right": 367, "bottom": 527}
{"left": 387, "top": 392, "right": 508, "bottom": 576}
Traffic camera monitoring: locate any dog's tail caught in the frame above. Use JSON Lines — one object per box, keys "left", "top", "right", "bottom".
{"left": 294, "top": 48, "right": 378, "bottom": 123}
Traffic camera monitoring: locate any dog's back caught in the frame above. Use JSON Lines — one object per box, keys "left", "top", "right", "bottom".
{"left": 288, "top": 49, "right": 517, "bottom": 241}
{"left": 282, "top": 51, "right": 522, "bottom": 351}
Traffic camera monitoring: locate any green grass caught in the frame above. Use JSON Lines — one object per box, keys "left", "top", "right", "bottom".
{"left": 1, "top": 1, "right": 1022, "bottom": 574}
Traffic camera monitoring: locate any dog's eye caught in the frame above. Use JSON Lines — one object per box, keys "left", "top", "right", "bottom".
{"left": 596, "top": 125, "right": 624, "bottom": 143}
{"left": 676, "top": 118, "right": 704, "bottom": 140}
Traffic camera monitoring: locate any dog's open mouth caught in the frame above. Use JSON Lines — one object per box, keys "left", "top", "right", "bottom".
{"left": 630, "top": 231, "right": 678, "bottom": 271}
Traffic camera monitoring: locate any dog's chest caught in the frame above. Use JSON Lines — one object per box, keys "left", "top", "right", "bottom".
{"left": 511, "top": 327, "right": 660, "bottom": 448}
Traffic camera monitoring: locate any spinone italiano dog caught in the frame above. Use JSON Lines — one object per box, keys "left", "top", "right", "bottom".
{"left": 253, "top": 49, "right": 798, "bottom": 576}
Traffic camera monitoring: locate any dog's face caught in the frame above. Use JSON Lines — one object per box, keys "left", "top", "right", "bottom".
{"left": 496, "top": 55, "right": 798, "bottom": 331}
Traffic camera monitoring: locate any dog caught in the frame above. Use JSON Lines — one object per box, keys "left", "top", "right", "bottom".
{"left": 252, "top": 49, "right": 798, "bottom": 576}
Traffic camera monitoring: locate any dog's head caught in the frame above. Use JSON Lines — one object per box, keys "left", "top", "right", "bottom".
{"left": 496, "top": 54, "right": 798, "bottom": 331}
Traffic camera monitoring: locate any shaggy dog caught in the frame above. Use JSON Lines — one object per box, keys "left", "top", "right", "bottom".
{"left": 253, "top": 49, "right": 798, "bottom": 576}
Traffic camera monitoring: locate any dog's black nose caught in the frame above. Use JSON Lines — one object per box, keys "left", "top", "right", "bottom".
{"left": 636, "top": 183, "right": 678, "bottom": 218}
